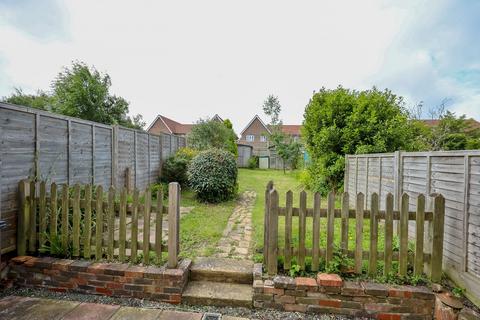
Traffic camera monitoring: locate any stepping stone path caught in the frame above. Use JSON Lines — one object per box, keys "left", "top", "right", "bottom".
{"left": 215, "top": 191, "right": 256, "bottom": 259}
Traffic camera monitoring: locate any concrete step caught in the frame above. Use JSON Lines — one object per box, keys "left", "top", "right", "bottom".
{"left": 182, "top": 281, "right": 253, "bottom": 308}
{"left": 190, "top": 257, "right": 253, "bottom": 284}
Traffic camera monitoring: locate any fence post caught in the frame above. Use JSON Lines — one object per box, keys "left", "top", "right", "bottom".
{"left": 125, "top": 167, "right": 132, "bottom": 193}
{"left": 355, "top": 192, "right": 364, "bottom": 274}
{"left": 168, "top": 182, "right": 180, "bottom": 268}
{"left": 414, "top": 194, "right": 425, "bottom": 276}
{"left": 263, "top": 181, "right": 273, "bottom": 265}
{"left": 17, "top": 180, "right": 28, "bottom": 255}
{"left": 267, "top": 189, "right": 279, "bottom": 275}
{"left": 28, "top": 181, "right": 36, "bottom": 253}
{"left": 431, "top": 194, "right": 445, "bottom": 283}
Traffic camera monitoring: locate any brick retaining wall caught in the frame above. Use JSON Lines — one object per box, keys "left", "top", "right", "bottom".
{"left": 8, "top": 256, "right": 191, "bottom": 304}
{"left": 253, "top": 264, "right": 435, "bottom": 319}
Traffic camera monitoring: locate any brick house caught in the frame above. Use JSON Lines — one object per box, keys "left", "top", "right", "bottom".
{"left": 237, "top": 115, "right": 302, "bottom": 168}
{"left": 147, "top": 114, "right": 223, "bottom": 137}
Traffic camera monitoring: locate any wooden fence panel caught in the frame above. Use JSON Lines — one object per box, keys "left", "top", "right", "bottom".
{"left": 0, "top": 103, "right": 185, "bottom": 255}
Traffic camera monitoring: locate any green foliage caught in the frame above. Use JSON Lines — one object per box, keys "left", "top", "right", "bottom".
{"left": 289, "top": 264, "right": 302, "bottom": 278}
{"left": 187, "top": 118, "right": 238, "bottom": 156}
{"left": 248, "top": 155, "right": 259, "bottom": 169}
{"left": 161, "top": 147, "right": 198, "bottom": 186}
{"left": 40, "top": 233, "right": 72, "bottom": 258}
{"left": 262, "top": 94, "right": 282, "bottom": 126}
{"left": 452, "top": 286, "right": 465, "bottom": 298}
{"left": 187, "top": 148, "right": 238, "bottom": 203}
{"left": 428, "top": 111, "right": 480, "bottom": 150}
{"left": 2, "top": 88, "right": 54, "bottom": 111}
{"left": 303, "top": 86, "right": 419, "bottom": 194}
{"left": 1, "top": 61, "right": 145, "bottom": 129}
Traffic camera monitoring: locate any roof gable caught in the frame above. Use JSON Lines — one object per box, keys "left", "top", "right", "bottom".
{"left": 240, "top": 115, "right": 271, "bottom": 136}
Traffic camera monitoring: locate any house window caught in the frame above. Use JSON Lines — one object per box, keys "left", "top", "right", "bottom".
{"left": 260, "top": 135, "right": 267, "bottom": 142}
{"left": 246, "top": 135, "right": 255, "bottom": 142}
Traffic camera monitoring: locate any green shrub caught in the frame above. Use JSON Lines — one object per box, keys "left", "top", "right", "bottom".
{"left": 247, "top": 155, "right": 259, "bottom": 169}
{"left": 187, "top": 148, "right": 238, "bottom": 203}
{"left": 161, "top": 147, "right": 198, "bottom": 186}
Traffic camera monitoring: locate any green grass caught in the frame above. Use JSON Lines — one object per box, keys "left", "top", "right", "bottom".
{"left": 238, "top": 168, "right": 385, "bottom": 261}
{"left": 178, "top": 168, "right": 386, "bottom": 263}
{"left": 178, "top": 189, "right": 236, "bottom": 260}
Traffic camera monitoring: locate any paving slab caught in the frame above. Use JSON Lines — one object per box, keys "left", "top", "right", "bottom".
{"left": 183, "top": 281, "right": 253, "bottom": 308}
{"left": 191, "top": 257, "right": 253, "bottom": 284}
{"left": 108, "top": 306, "right": 162, "bottom": 320}
{"left": 0, "top": 296, "right": 80, "bottom": 320}
{"left": 62, "top": 302, "right": 120, "bottom": 320}
{"left": 157, "top": 310, "right": 203, "bottom": 320}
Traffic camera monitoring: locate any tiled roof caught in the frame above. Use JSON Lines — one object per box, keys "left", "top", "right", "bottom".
{"left": 149, "top": 114, "right": 223, "bottom": 135}
{"left": 281, "top": 125, "right": 302, "bottom": 135}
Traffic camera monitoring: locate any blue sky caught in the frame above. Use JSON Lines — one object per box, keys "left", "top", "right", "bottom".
{"left": 0, "top": 0, "right": 479, "bottom": 133}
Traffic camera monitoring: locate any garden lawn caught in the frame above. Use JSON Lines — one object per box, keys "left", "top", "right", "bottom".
{"left": 178, "top": 189, "right": 236, "bottom": 260}
{"left": 237, "top": 168, "right": 385, "bottom": 263}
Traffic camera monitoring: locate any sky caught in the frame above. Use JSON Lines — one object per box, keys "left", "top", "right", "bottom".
{"left": 0, "top": 0, "right": 479, "bottom": 134}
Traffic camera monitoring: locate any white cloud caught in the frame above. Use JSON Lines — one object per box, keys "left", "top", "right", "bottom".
{"left": 0, "top": 0, "right": 479, "bottom": 133}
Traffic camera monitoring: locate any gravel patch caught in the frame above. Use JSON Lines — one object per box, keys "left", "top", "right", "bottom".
{"left": 0, "top": 287, "right": 357, "bottom": 319}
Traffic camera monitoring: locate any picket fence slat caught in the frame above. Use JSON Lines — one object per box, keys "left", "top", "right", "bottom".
{"left": 263, "top": 183, "right": 446, "bottom": 282}
{"left": 285, "top": 190, "right": 293, "bottom": 270}
{"left": 369, "top": 193, "right": 378, "bottom": 277}
{"left": 72, "top": 184, "right": 81, "bottom": 257}
{"left": 143, "top": 187, "right": 151, "bottom": 264}
{"left": 17, "top": 180, "right": 180, "bottom": 267}
{"left": 29, "top": 181, "right": 36, "bottom": 253}
{"left": 384, "top": 193, "right": 394, "bottom": 276}
{"left": 61, "top": 184, "right": 69, "bottom": 255}
{"left": 355, "top": 193, "right": 364, "bottom": 274}
{"left": 131, "top": 189, "right": 139, "bottom": 262}
{"left": 341, "top": 192, "right": 349, "bottom": 254}
{"left": 50, "top": 183, "right": 58, "bottom": 239}
{"left": 119, "top": 188, "right": 127, "bottom": 262}
{"left": 39, "top": 182, "right": 47, "bottom": 248}
{"left": 107, "top": 186, "right": 115, "bottom": 260}
{"left": 95, "top": 186, "right": 104, "bottom": 260}
{"left": 155, "top": 190, "right": 163, "bottom": 264}
{"left": 299, "top": 191, "right": 307, "bottom": 270}
{"left": 267, "top": 189, "right": 279, "bottom": 275}
{"left": 399, "top": 193, "right": 409, "bottom": 276}
{"left": 312, "top": 192, "right": 320, "bottom": 272}
{"left": 84, "top": 184, "right": 92, "bottom": 259}
{"left": 326, "top": 192, "right": 335, "bottom": 266}
{"left": 414, "top": 194, "right": 425, "bottom": 276}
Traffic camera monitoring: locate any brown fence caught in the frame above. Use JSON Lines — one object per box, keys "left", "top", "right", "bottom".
{"left": 17, "top": 180, "right": 180, "bottom": 268}
{"left": 263, "top": 182, "right": 446, "bottom": 282}
{"left": 0, "top": 103, "right": 186, "bottom": 254}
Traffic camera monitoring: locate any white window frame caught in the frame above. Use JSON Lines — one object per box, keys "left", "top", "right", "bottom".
{"left": 260, "top": 135, "right": 267, "bottom": 142}
{"left": 246, "top": 134, "right": 255, "bottom": 142}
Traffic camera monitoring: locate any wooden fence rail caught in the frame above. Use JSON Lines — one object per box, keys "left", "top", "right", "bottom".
{"left": 17, "top": 180, "right": 180, "bottom": 268}
{"left": 263, "top": 182, "right": 445, "bottom": 282}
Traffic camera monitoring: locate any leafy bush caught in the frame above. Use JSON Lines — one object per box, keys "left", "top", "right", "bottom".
{"left": 303, "top": 86, "right": 420, "bottom": 194}
{"left": 187, "top": 148, "right": 238, "bottom": 203}
{"left": 248, "top": 155, "right": 259, "bottom": 169}
{"left": 161, "top": 147, "right": 198, "bottom": 186}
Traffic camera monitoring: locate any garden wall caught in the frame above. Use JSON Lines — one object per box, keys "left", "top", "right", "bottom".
{"left": 344, "top": 150, "right": 480, "bottom": 306}
{"left": 0, "top": 103, "right": 186, "bottom": 254}
{"left": 8, "top": 256, "right": 191, "bottom": 304}
{"left": 253, "top": 264, "right": 435, "bottom": 319}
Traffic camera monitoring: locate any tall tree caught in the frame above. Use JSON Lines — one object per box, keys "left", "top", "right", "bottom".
{"left": 1, "top": 61, "right": 145, "bottom": 129}
{"left": 262, "top": 94, "right": 301, "bottom": 172}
